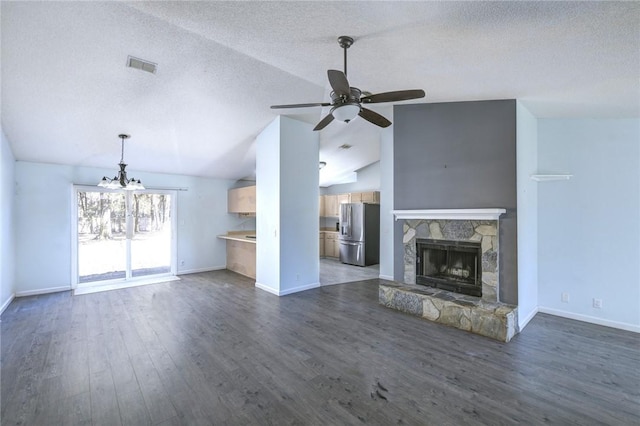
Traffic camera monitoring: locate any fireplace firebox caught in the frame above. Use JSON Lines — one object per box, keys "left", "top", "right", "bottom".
{"left": 416, "top": 238, "right": 482, "bottom": 297}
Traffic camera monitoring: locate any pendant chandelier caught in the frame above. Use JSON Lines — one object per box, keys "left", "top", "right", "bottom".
{"left": 97, "top": 134, "right": 145, "bottom": 190}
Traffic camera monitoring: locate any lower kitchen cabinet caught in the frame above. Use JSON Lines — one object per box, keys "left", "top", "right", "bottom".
{"left": 323, "top": 232, "right": 339, "bottom": 258}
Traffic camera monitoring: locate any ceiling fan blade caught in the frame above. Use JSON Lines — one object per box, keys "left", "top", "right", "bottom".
{"left": 313, "top": 113, "right": 335, "bottom": 131}
{"left": 271, "top": 102, "right": 331, "bottom": 109}
{"left": 361, "top": 89, "right": 425, "bottom": 104}
{"left": 327, "top": 70, "right": 351, "bottom": 96}
{"left": 358, "top": 108, "right": 392, "bottom": 128}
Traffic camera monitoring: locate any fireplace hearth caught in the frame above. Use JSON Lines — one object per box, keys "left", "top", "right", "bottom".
{"left": 416, "top": 238, "right": 482, "bottom": 297}
{"left": 380, "top": 210, "right": 518, "bottom": 342}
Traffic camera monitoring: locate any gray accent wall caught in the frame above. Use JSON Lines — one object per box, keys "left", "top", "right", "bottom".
{"left": 393, "top": 100, "right": 518, "bottom": 304}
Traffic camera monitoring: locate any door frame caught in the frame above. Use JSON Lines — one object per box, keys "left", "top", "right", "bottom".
{"left": 71, "top": 185, "right": 178, "bottom": 289}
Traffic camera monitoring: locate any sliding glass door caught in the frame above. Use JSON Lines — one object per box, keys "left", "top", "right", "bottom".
{"left": 130, "top": 193, "right": 172, "bottom": 277}
{"left": 77, "top": 191, "right": 127, "bottom": 283}
{"left": 74, "top": 187, "right": 176, "bottom": 287}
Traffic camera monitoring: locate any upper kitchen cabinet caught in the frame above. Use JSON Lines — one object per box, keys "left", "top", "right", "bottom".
{"left": 228, "top": 185, "right": 256, "bottom": 213}
{"left": 322, "top": 194, "right": 347, "bottom": 217}
{"left": 319, "top": 191, "right": 380, "bottom": 217}
{"left": 323, "top": 194, "right": 337, "bottom": 217}
{"left": 350, "top": 191, "right": 380, "bottom": 204}
{"left": 337, "top": 193, "right": 350, "bottom": 205}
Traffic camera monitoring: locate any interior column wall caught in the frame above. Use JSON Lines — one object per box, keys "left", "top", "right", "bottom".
{"left": 256, "top": 116, "right": 320, "bottom": 295}
{"left": 516, "top": 102, "right": 539, "bottom": 329}
{"left": 379, "top": 125, "right": 395, "bottom": 280}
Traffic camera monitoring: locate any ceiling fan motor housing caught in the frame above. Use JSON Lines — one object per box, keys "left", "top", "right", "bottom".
{"left": 330, "top": 87, "right": 362, "bottom": 122}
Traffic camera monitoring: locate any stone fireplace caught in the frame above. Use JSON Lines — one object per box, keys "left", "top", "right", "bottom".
{"left": 379, "top": 209, "right": 518, "bottom": 342}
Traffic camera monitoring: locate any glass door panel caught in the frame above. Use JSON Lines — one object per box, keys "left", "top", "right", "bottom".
{"left": 77, "top": 191, "right": 127, "bottom": 283}
{"left": 130, "top": 193, "right": 172, "bottom": 277}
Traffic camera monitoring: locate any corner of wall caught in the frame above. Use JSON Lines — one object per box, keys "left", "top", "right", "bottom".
{"left": 515, "top": 101, "right": 539, "bottom": 330}
{"left": 0, "top": 128, "right": 17, "bottom": 313}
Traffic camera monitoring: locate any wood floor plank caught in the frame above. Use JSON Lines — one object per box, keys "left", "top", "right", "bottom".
{"left": 2, "top": 266, "right": 639, "bottom": 425}
{"left": 90, "top": 367, "right": 122, "bottom": 426}
{"left": 130, "top": 352, "right": 178, "bottom": 425}
{"left": 60, "top": 391, "right": 92, "bottom": 426}
{"left": 117, "top": 387, "right": 152, "bottom": 426}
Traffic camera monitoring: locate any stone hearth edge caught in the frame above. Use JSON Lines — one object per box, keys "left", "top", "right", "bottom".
{"left": 379, "top": 282, "right": 518, "bottom": 342}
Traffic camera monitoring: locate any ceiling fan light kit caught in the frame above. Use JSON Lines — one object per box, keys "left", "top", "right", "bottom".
{"left": 271, "top": 35, "right": 425, "bottom": 131}
{"left": 97, "top": 134, "right": 145, "bottom": 190}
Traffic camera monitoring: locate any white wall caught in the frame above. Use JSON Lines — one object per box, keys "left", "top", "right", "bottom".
{"left": 323, "top": 161, "right": 380, "bottom": 195}
{"left": 537, "top": 119, "right": 640, "bottom": 331}
{"left": 516, "top": 102, "right": 539, "bottom": 330}
{"left": 14, "top": 161, "right": 246, "bottom": 295}
{"left": 1, "top": 130, "right": 16, "bottom": 312}
{"left": 256, "top": 116, "right": 320, "bottom": 295}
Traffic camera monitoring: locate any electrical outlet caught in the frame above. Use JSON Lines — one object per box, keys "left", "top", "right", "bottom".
{"left": 593, "top": 298, "right": 602, "bottom": 309}
{"left": 561, "top": 292, "right": 569, "bottom": 303}
{"left": 296, "top": 274, "right": 300, "bottom": 281}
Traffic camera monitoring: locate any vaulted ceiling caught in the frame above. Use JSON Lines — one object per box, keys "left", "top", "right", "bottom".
{"left": 2, "top": 1, "right": 638, "bottom": 186}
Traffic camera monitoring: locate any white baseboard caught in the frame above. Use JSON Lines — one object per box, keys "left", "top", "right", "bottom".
{"left": 538, "top": 306, "right": 640, "bottom": 333}
{"left": 379, "top": 274, "right": 395, "bottom": 281}
{"left": 518, "top": 306, "right": 539, "bottom": 331}
{"left": 16, "top": 286, "right": 71, "bottom": 297}
{"left": 0, "top": 293, "right": 15, "bottom": 315}
{"left": 255, "top": 282, "right": 279, "bottom": 295}
{"left": 177, "top": 266, "right": 225, "bottom": 275}
{"left": 255, "top": 281, "right": 320, "bottom": 296}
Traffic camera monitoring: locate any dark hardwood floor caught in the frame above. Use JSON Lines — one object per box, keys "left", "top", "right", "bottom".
{"left": 2, "top": 270, "right": 639, "bottom": 425}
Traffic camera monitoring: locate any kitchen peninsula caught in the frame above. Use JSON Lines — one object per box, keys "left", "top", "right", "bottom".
{"left": 218, "top": 231, "right": 256, "bottom": 279}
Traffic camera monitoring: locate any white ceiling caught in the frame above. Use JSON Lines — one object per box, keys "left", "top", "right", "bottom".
{"left": 2, "top": 1, "right": 638, "bottom": 186}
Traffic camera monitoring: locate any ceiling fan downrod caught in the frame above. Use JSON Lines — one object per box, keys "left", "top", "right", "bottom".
{"left": 337, "top": 36, "right": 353, "bottom": 77}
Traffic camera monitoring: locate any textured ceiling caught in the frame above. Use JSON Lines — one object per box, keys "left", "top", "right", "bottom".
{"left": 2, "top": 1, "right": 638, "bottom": 186}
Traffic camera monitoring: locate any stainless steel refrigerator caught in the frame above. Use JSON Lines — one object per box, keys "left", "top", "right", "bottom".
{"left": 339, "top": 203, "right": 380, "bottom": 266}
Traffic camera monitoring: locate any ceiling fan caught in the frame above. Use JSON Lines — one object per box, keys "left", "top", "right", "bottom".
{"left": 271, "top": 36, "right": 425, "bottom": 131}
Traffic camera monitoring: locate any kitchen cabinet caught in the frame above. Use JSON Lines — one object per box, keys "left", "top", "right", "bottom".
{"left": 319, "top": 232, "right": 325, "bottom": 257}
{"left": 323, "top": 194, "right": 349, "bottom": 217}
{"left": 337, "top": 193, "right": 350, "bottom": 207}
{"left": 217, "top": 232, "right": 256, "bottom": 279}
{"left": 323, "top": 194, "right": 338, "bottom": 217}
{"left": 319, "top": 195, "right": 325, "bottom": 217}
{"left": 320, "top": 191, "right": 380, "bottom": 217}
{"left": 350, "top": 191, "right": 380, "bottom": 204}
{"left": 323, "top": 232, "right": 339, "bottom": 258}
{"left": 228, "top": 185, "right": 256, "bottom": 213}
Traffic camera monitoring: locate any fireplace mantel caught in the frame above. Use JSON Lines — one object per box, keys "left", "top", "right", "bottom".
{"left": 393, "top": 208, "right": 506, "bottom": 221}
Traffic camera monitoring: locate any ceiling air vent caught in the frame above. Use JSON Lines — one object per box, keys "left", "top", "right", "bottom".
{"left": 127, "top": 56, "right": 157, "bottom": 74}
{"left": 339, "top": 144, "right": 352, "bottom": 150}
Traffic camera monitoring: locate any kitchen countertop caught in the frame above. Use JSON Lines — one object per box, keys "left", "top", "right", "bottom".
{"left": 219, "top": 230, "right": 338, "bottom": 243}
{"left": 217, "top": 231, "right": 256, "bottom": 244}
{"left": 320, "top": 228, "right": 339, "bottom": 234}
